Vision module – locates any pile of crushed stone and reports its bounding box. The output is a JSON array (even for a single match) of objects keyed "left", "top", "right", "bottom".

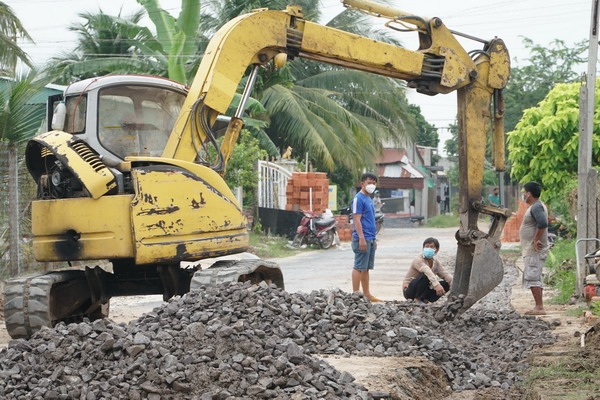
[{"left": 0, "top": 268, "right": 556, "bottom": 399}]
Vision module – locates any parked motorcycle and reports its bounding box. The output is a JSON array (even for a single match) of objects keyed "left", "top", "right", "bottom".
[
  {"left": 293, "top": 210, "right": 338, "bottom": 249},
  {"left": 339, "top": 205, "right": 384, "bottom": 235}
]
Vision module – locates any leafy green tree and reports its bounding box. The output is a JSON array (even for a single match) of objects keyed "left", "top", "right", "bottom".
[
  {"left": 507, "top": 80, "right": 599, "bottom": 207},
  {"left": 504, "top": 38, "right": 586, "bottom": 133},
  {"left": 0, "top": 2, "right": 33, "bottom": 74},
  {"left": 259, "top": 66, "right": 416, "bottom": 174},
  {"left": 46, "top": 9, "right": 165, "bottom": 83},
  {"left": 137, "top": 0, "right": 200, "bottom": 83},
  {"left": 408, "top": 104, "right": 438, "bottom": 148},
  {"left": 0, "top": 3, "right": 45, "bottom": 275},
  {"left": 223, "top": 130, "right": 267, "bottom": 208},
  {"left": 443, "top": 122, "right": 458, "bottom": 159}
]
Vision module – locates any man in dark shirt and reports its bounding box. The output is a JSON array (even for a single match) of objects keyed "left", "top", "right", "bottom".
[{"left": 519, "top": 181, "right": 549, "bottom": 315}]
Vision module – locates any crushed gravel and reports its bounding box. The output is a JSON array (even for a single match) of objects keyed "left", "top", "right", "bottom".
[{"left": 0, "top": 259, "right": 557, "bottom": 399}]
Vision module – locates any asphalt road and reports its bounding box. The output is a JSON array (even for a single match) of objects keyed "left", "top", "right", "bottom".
[{"left": 268, "top": 227, "right": 460, "bottom": 302}]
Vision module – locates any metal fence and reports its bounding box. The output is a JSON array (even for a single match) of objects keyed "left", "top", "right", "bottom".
[
  {"left": 0, "top": 142, "right": 44, "bottom": 279},
  {"left": 257, "top": 160, "right": 293, "bottom": 209}
]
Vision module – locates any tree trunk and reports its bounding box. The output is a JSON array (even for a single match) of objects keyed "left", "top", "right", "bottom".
[{"left": 8, "top": 143, "right": 20, "bottom": 276}]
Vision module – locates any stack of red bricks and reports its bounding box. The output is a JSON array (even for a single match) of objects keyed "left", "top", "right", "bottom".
[
  {"left": 285, "top": 172, "right": 329, "bottom": 214},
  {"left": 335, "top": 215, "right": 354, "bottom": 242}
]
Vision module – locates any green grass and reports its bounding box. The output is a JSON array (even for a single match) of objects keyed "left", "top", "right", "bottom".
[
  {"left": 248, "top": 232, "right": 304, "bottom": 258},
  {"left": 564, "top": 306, "right": 589, "bottom": 317},
  {"left": 425, "top": 213, "right": 459, "bottom": 228},
  {"left": 526, "top": 354, "right": 600, "bottom": 397},
  {"left": 545, "top": 238, "right": 576, "bottom": 270},
  {"left": 591, "top": 300, "right": 600, "bottom": 315}
]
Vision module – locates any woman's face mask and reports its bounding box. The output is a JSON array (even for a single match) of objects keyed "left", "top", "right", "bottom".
[{"left": 423, "top": 247, "right": 436, "bottom": 259}]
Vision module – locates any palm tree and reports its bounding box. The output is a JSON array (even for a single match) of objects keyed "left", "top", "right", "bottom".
[
  {"left": 45, "top": 9, "right": 166, "bottom": 84},
  {"left": 0, "top": 2, "right": 33, "bottom": 74},
  {"left": 46, "top": 1, "right": 201, "bottom": 84},
  {"left": 206, "top": 0, "right": 417, "bottom": 175},
  {"left": 256, "top": 68, "right": 414, "bottom": 173}
]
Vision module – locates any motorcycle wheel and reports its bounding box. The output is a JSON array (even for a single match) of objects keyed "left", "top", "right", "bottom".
[
  {"left": 376, "top": 221, "right": 383, "bottom": 235},
  {"left": 292, "top": 233, "right": 305, "bottom": 248},
  {"left": 319, "top": 230, "right": 335, "bottom": 249}
]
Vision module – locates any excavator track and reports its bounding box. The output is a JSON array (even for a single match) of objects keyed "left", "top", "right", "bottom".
[
  {"left": 4, "top": 270, "right": 108, "bottom": 339},
  {"left": 191, "top": 259, "right": 284, "bottom": 290}
]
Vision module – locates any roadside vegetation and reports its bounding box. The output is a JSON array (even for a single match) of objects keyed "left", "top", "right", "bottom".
[
  {"left": 248, "top": 231, "right": 300, "bottom": 259},
  {"left": 525, "top": 354, "right": 600, "bottom": 399},
  {"left": 425, "top": 213, "right": 459, "bottom": 228},
  {"left": 546, "top": 237, "right": 600, "bottom": 318},
  {"left": 545, "top": 238, "right": 577, "bottom": 303}
]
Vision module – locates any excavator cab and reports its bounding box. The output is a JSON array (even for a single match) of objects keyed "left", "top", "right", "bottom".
[{"left": 47, "top": 76, "right": 189, "bottom": 164}]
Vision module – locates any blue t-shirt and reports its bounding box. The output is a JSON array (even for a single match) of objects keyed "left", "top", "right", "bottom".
[{"left": 351, "top": 192, "right": 377, "bottom": 240}]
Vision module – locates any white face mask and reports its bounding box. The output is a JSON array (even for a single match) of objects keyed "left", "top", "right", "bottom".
[
  {"left": 521, "top": 193, "right": 529, "bottom": 202},
  {"left": 365, "top": 184, "right": 377, "bottom": 194}
]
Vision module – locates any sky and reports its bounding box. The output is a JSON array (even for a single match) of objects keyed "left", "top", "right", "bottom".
[{"left": 5, "top": 0, "right": 595, "bottom": 154}]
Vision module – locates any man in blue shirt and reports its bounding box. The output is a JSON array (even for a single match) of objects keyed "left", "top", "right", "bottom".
[{"left": 351, "top": 172, "right": 382, "bottom": 302}]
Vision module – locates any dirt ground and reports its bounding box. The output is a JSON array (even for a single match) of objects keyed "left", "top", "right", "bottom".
[{"left": 1, "top": 256, "right": 599, "bottom": 399}]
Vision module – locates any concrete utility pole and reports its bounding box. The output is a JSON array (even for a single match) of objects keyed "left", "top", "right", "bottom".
[{"left": 576, "top": 0, "right": 599, "bottom": 297}]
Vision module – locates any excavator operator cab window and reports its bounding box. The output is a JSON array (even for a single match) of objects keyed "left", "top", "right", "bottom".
[
  {"left": 97, "top": 85, "right": 186, "bottom": 159},
  {"left": 59, "top": 96, "right": 87, "bottom": 134}
]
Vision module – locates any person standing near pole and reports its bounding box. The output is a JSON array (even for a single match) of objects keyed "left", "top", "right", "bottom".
[
  {"left": 519, "top": 181, "right": 549, "bottom": 315},
  {"left": 351, "top": 172, "right": 382, "bottom": 302}
]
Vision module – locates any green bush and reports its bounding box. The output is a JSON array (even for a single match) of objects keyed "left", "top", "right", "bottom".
[{"left": 544, "top": 238, "right": 577, "bottom": 304}]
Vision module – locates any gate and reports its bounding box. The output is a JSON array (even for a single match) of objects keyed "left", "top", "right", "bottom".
[{"left": 257, "top": 160, "right": 293, "bottom": 209}]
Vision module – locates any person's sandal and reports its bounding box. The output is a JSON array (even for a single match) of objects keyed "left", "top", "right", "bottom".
[
  {"left": 524, "top": 309, "right": 547, "bottom": 315},
  {"left": 368, "top": 296, "right": 383, "bottom": 302}
]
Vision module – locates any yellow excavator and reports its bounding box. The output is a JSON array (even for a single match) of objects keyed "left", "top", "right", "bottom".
[{"left": 4, "top": 0, "right": 511, "bottom": 338}]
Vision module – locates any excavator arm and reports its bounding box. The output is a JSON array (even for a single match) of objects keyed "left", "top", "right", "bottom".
[{"left": 164, "top": 0, "right": 510, "bottom": 313}]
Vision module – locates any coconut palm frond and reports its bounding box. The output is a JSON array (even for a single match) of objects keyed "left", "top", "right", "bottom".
[{"left": 0, "top": 71, "right": 52, "bottom": 144}]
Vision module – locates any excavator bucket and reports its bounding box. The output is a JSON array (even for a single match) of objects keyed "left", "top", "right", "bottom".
[
  {"left": 464, "top": 239, "right": 504, "bottom": 307},
  {"left": 454, "top": 239, "right": 504, "bottom": 312}
]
